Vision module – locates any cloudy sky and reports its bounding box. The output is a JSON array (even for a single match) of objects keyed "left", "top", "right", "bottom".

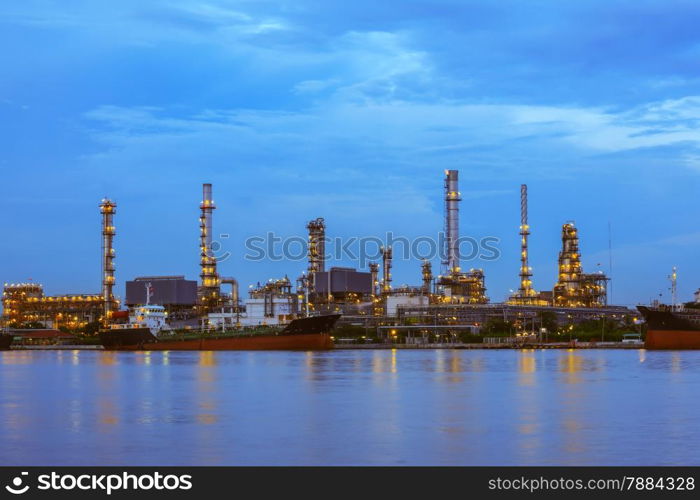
[{"left": 1, "top": 0, "right": 699, "bottom": 306}]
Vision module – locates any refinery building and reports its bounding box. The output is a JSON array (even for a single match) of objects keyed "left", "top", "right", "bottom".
[{"left": 2, "top": 171, "right": 643, "bottom": 338}]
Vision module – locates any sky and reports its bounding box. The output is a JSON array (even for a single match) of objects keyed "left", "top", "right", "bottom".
[{"left": 1, "top": 0, "right": 699, "bottom": 307}]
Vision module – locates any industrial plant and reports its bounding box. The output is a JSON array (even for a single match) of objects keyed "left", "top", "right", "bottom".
[{"left": 2, "top": 169, "right": 638, "bottom": 341}]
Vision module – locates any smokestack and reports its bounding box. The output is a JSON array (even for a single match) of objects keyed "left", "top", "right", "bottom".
[
  {"left": 444, "top": 170, "right": 461, "bottom": 273},
  {"left": 381, "top": 246, "right": 392, "bottom": 294},
  {"left": 306, "top": 217, "right": 326, "bottom": 294},
  {"left": 199, "top": 183, "right": 220, "bottom": 310},
  {"left": 99, "top": 199, "right": 117, "bottom": 326}
]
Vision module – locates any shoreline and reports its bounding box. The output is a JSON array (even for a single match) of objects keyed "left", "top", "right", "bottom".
[{"left": 4, "top": 342, "right": 644, "bottom": 351}]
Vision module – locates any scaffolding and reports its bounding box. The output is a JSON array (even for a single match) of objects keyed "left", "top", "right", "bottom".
[
  {"left": 553, "top": 222, "right": 608, "bottom": 307},
  {"left": 2, "top": 283, "right": 103, "bottom": 329}
]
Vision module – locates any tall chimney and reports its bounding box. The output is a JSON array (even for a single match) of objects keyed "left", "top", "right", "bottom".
[
  {"left": 444, "top": 170, "right": 461, "bottom": 274},
  {"left": 99, "top": 199, "right": 117, "bottom": 326}
]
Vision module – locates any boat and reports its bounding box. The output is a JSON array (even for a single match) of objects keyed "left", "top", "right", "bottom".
[
  {"left": 99, "top": 312, "right": 340, "bottom": 351},
  {"left": 0, "top": 334, "right": 12, "bottom": 350},
  {"left": 637, "top": 306, "right": 700, "bottom": 349}
]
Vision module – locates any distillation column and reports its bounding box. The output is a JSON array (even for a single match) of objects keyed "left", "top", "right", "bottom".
[
  {"left": 369, "top": 262, "right": 379, "bottom": 297},
  {"left": 517, "top": 184, "right": 537, "bottom": 301},
  {"left": 100, "top": 199, "right": 117, "bottom": 326},
  {"left": 199, "top": 183, "right": 220, "bottom": 311},
  {"left": 444, "top": 170, "right": 461, "bottom": 274},
  {"left": 421, "top": 260, "right": 433, "bottom": 294},
  {"left": 381, "top": 246, "right": 392, "bottom": 295},
  {"left": 306, "top": 217, "right": 326, "bottom": 296},
  {"left": 554, "top": 222, "right": 583, "bottom": 306}
]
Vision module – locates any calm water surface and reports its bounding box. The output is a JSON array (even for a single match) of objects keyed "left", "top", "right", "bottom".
[{"left": 1, "top": 349, "right": 698, "bottom": 465}]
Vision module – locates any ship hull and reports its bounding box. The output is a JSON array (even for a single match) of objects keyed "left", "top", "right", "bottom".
[
  {"left": 638, "top": 306, "right": 700, "bottom": 350},
  {"left": 99, "top": 314, "right": 339, "bottom": 351},
  {"left": 0, "top": 335, "right": 12, "bottom": 350},
  {"left": 645, "top": 330, "right": 700, "bottom": 350}
]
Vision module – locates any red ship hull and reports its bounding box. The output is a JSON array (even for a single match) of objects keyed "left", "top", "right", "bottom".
[
  {"left": 106, "top": 332, "right": 333, "bottom": 351},
  {"left": 99, "top": 314, "right": 339, "bottom": 351},
  {"left": 638, "top": 306, "right": 700, "bottom": 350},
  {"left": 645, "top": 330, "right": 700, "bottom": 350}
]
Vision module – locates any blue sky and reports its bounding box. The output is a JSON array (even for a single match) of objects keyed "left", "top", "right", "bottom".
[{"left": 1, "top": 0, "right": 699, "bottom": 306}]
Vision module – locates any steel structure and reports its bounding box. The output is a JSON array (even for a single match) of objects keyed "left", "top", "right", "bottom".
[
  {"left": 199, "top": 183, "right": 221, "bottom": 312},
  {"left": 443, "top": 170, "right": 461, "bottom": 273},
  {"left": 306, "top": 218, "right": 326, "bottom": 295},
  {"left": 381, "top": 246, "right": 393, "bottom": 294},
  {"left": 421, "top": 260, "right": 433, "bottom": 294},
  {"left": 100, "top": 199, "right": 117, "bottom": 325},
  {"left": 369, "top": 262, "right": 379, "bottom": 297},
  {"left": 508, "top": 184, "right": 547, "bottom": 305},
  {"left": 2, "top": 283, "right": 103, "bottom": 329},
  {"left": 553, "top": 222, "right": 608, "bottom": 307}
]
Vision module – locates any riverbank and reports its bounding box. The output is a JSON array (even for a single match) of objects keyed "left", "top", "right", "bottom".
[{"left": 5, "top": 342, "right": 644, "bottom": 350}]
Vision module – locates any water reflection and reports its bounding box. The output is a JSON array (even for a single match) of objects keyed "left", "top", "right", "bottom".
[{"left": 1, "top": 349, "right": 699, "bottom": 465}]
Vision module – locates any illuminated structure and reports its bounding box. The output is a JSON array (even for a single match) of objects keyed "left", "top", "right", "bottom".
[
  {"left": 669, "top": 266, "right": 678, "bottom": 310},
  {"left": 381, "top": 246, "right": 393, "bottom": 294},
  {"left": 240, "top": 277, "right": 299, "bottom": 326},
  {"left": 2, "top": 283, "right": 102, "bottom": 329},
  {"left": 198, "top": 183, "right": 221, "bottom": 312},
  {"left": 553, "top": 222, "right": 608, "bottom": 307},
  {"left": 436, "top": 170, "right": 488, "bottom": 303},
  {"left": 421, "top": 260, "right": 433, "bottom": 294},
  {"left": 306, "top": 217, "right": 326, "bottom": 296},
  {"left": 509, "top": 185, "right": 547, "bottom": 305},
  {"left": 100, "top": 198, "right": 117, "bottom": 325},
  {"left": 369, "top": 262, "right": 379, "bottom": 297}
]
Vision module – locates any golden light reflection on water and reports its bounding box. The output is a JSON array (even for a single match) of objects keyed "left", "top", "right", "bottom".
[
  {"left": 518, "top": 350, "right": 536, "bottom": 388},
  {"left": 195, "top": 351, "right": 218, "bottom": 424},
  {"left": 560, "top": 349, "right": 582, "bottom": 384}
]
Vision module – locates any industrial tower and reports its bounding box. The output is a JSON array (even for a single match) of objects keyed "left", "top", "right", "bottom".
[
  {"left": 381, "top": 246, "right": 393, "bottom": 294},
  {"left": 306, "top": 217, "right": 326, "bottom": 296},
  {"left": 508, "top": 184, "right": 545, "bottom": 305},
  {"left": 553, "top": 222, "right": 608, "bottom": 307},
  {"left": 437, "top": 169, "right": 488, "bottom": 304},
  {"left": 100, "top": 199, "right": 117, "bottom": 325},
  {"left": 421, "top": 260, "right": 433, "bottom": 294},
  {"left": 199, "top": 183, "right": 221, "bottom": 312}
]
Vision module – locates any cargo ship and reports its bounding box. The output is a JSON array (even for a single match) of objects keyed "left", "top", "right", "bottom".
[
  {"left": 637, "top": 306, "right": 700, "bottom": 349},
  {"left": 99, "top": 305, "right": 340, "bottom": 351}
]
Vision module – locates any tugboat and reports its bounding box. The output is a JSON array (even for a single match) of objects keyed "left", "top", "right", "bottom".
[{"left": 637, "top": 305, "right": 700, "bottom": 349}]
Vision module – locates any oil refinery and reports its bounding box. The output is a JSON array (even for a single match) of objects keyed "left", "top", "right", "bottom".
[{"left": 1, "top": 170, "right": 643, "bottom": 341}]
